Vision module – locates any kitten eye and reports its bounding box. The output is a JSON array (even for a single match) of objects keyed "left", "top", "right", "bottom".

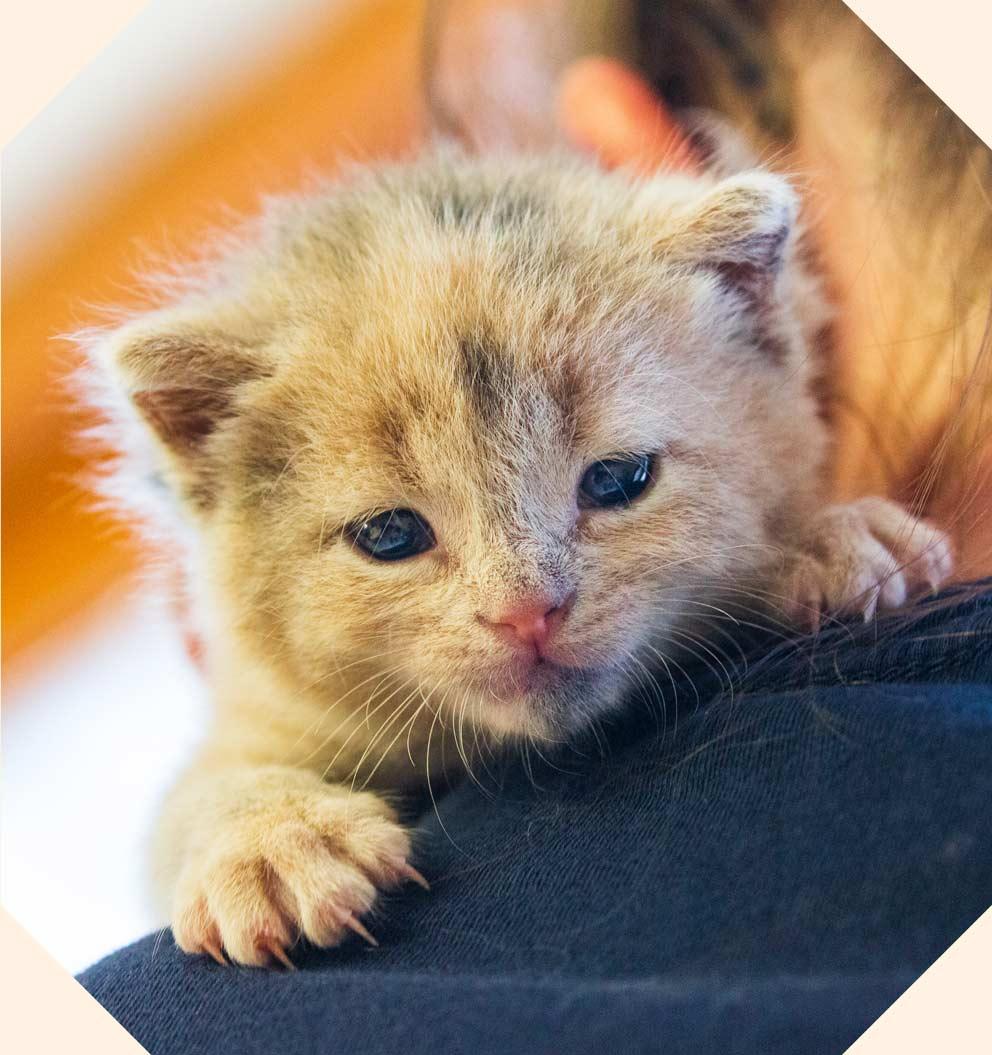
[
  {"left": 348, "top": 509, "right": 435, "bottom": 561},
  {"left": 578, "top": 453, "right": 655, "bottom": 509}
]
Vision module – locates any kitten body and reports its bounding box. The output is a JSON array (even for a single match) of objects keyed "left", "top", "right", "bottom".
[{"left": 91, "top": 147, "right": 950, "bottom": 965}]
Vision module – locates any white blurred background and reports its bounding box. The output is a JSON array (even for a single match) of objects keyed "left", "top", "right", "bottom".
[{"left": 4, "top": 596, "right": 207, "bottom": 972}]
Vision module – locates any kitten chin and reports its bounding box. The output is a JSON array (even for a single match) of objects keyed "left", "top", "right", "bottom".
[{"left": 458, "top": 661, "right": 628, "bottom": 742}]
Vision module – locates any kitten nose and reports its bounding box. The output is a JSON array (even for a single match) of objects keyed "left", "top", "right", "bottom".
[{"left": 479, "top": 592, "right": 576, "bottom": 654}]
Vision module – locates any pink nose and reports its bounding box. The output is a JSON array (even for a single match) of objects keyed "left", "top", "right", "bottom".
[{"left": 479, "top": 592, "right": 576, "bottom": 654}]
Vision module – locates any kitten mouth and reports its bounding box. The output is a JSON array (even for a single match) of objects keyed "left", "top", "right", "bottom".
[
  {"left": 464, "top": 658, "right": 623, "bottom": 739},
  {"left": 476, "top": 655, "right": 594, "bottom": 702}
]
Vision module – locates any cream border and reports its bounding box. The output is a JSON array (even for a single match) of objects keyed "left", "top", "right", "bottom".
[
  {"left": 1, "top": 910, "right": 149, "bottom": 1053},
  {"left": 0, "top": 0, "right": 145, "bottom": 143},
  {"left": 846, "top": 0, "right": 991, "bottom": 144},
  {"left": 847, "top": 908, "right": 992, "bottom": 1054}
]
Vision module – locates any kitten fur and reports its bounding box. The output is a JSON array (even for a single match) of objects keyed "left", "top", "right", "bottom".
[{"left": 89, "top": 147, "right": 951, "bottom": 967}]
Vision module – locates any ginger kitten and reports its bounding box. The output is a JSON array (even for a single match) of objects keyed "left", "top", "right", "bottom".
[{"left": 89, "top": 147, "right": 950, "bottom": 967}]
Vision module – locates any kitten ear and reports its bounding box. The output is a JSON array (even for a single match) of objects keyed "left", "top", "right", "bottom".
[
  {"left": 99, "top": 310, "right": 272, "bottom": 500},
  {"left": 108, "top": 318, "right": 269, "bottom": 457},
  {"left": 659, "top": 171, "right": 798, "bottom": 299}
]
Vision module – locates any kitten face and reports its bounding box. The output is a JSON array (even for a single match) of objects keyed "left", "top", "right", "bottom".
[{"left": 102, "top": 152, "right": 827, "bottom": 741}]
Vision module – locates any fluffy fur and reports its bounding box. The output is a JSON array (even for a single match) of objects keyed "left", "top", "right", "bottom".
[{"left": 88, "top": 146, "right": 951, "bottom": 966}]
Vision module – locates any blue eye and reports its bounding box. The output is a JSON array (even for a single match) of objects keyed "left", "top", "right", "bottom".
[
  {"left": 578, "top": 453, "right": 655, "bottom": 509},
  {"left": 348, "top": 509, "right": 435, "bottom": 561}
]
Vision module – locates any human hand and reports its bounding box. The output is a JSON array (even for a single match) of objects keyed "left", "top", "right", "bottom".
[{"left": 556, "top": 56, "right": 700, "bottom": 176}]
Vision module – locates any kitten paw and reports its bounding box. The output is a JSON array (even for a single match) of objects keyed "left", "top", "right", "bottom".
[
  {"left": 171, "top": 787, "right": 425, "bottom": 968},
  {"left": 781, "top": 498, "right": 953, "bottom": 630}
]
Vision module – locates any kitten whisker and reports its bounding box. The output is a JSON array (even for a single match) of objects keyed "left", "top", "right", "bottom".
[{"left": 346, "top": 683, "right": 424, "bottom": 790}]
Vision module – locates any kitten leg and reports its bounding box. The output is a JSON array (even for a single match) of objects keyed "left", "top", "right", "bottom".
[
  {"left": 158, "top": 761, "right": 421, "bottom": 968},
  {"left": 779, "top": 497, "right": 953, "bottom": 630}
]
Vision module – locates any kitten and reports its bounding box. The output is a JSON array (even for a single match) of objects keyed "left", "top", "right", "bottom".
[{"left": 90, "top": 146, "right": 951, "bottom": 967}]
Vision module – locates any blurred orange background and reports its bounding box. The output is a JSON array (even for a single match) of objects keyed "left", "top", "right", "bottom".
[{"left": 2, "top": 0, "right": 427, "bottom": 685}]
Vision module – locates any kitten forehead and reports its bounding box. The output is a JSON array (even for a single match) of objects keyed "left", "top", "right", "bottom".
[
  {"left": 277, "top": 268, "right": 696, "bottom": 522},
  {"left": 365, "top": 328, "right": 574, "bottom": 524},
  {"left": 230, "top": 149, "right": 798, "bottom": 524},
  {"left": 458, "top": 332, "right": 515, "bottom": 428}
]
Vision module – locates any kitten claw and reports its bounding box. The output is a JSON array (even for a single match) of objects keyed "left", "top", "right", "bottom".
[
  {"left": 387, "top": 855, "right": 431, "bottom": 890},
  {"left": 346, "top": 915, "right": 379, "bottom": 947},
  {"left": 334, "top": 909, "right": 379, "bottom": 947},
  {"left": 398, "top": 860, "right": 431, "bottom": 891},
  {"left": 925, "top": 566, "right": 942, "bottom": 596},
  {"left": 262, "top": 940, "right": 296, "bottom": 971},
  {"left": 202, "top": 940, "right": 227, "bottom": 966}
]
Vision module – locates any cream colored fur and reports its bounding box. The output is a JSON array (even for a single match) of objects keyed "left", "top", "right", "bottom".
[{"left": 89, "top": 147, "right": 950, "bottom": 966}]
